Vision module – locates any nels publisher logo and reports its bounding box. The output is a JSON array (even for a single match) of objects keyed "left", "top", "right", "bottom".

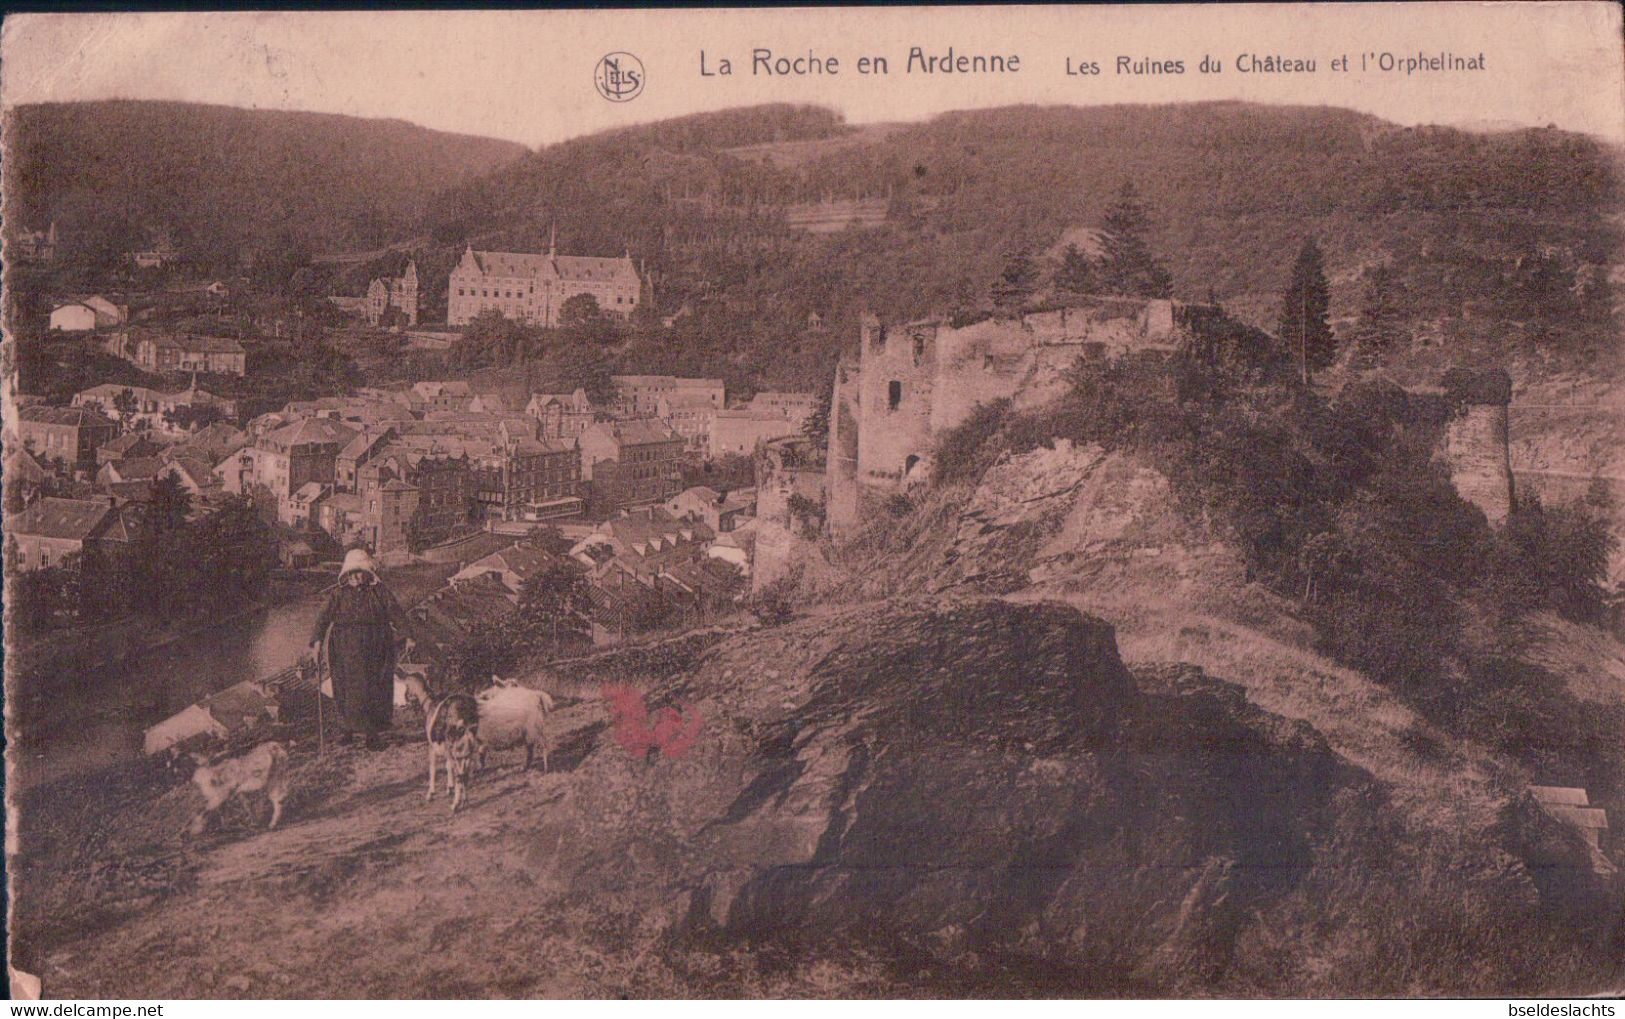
[{"left": 595, "top": 52, "right": 645, "bottom": 102}]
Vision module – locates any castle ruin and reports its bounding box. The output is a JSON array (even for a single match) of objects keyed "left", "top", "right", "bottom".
[{"left": 826, "top": 297, "right": 1195, "bottom": 534}]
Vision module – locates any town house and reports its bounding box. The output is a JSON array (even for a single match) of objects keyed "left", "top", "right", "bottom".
[
  {"left": 578, "top": 419, "right": 685, "bottom": 514},
  {"left": 18, "top": 405, "right": 119, "bottom": 472},
  {"left": 127, "top": 331, "right": 247, "bottom": 376}
]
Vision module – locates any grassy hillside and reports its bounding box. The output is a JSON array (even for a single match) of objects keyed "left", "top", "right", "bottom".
[
  {"left": 14, "top": 598, "right": 1618, "bottom": 996},
  {"left": 4, "top": 100, "right": 527, "bottom": 270},
  {"left": 415, "top": 102, "right": 1622, "bottom": 388}
]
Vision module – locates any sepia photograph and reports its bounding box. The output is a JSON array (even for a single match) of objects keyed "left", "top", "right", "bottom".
[{"left": 3, "top": 3, "right": 1624, "bottom": 1000}]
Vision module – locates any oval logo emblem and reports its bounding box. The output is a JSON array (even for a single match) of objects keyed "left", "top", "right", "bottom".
[{"left": 595, "top": 52, "right": 645, "bottom": 103}]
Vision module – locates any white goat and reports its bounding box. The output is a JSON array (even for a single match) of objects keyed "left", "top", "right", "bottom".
[
  {"left": 475, "top": 675, "right": 555, "bottom": 773},
  {"left": 180, "top": 741, "right": 290, "bottom": 835}
]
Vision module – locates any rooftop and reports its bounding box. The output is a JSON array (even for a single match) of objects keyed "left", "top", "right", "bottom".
[
  {"left": 7, "top": 496, "right": 111, "bottom": 541},
  {"left": 142, "top": 332, "right": 246, "bottom": 355},
  {"left": 20, "top": 405, "right": 115, "bottom": 428},
  {"left": 263, "top": 417, "right": 358, "bottom": 451},
  {"left": 585, "top": 418, "right": 681, "bottom": 447}
]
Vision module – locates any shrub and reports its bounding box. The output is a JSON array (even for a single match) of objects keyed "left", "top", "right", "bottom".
[
  {"left": 1481, "top": 494, "right": 1616, "bottom": 624},
  {"left": 1440, "top": 367, "right": 1512, "bottom": 409},
  {"left": 883, "top": 493, "right": 915, "bottom": 517},
  {"left": 931, "top": 398, "right": 1011, "bottom": 485}
]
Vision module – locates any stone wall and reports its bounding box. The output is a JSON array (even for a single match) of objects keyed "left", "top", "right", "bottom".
[
  {"left": 826, "top": 360, "right": 863, "bottom": 535},
  {"left": 753, "top": 439, "right": 828, "bottom": 592},
  {"left": 826, "top": 298, "right": 1192, "bottom": 537}
]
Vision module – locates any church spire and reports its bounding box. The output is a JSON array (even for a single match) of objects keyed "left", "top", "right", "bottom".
[{"left": 549, "top": 221, "right": 557, "bottom": 257}]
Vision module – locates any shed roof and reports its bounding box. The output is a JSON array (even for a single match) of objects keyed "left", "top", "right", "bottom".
[
  {"left": 1531, "top": 786, "right": 1591, "bottom": 807},
  {"left": 1545, "top": 805, "right": 1609, "bottom": 831}
]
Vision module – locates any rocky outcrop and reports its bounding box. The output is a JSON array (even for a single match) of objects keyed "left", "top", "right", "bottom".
[
  {"left": 1442, "top": 402, "right": 1515, "bottom": 525},
  {"left": 855, "top": 439, "right": 1240, "bottom": 600},
  {"left": 639, "top": 600, "right": 1385, "bottom": 991}
]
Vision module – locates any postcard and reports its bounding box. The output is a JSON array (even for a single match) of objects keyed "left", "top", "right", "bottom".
[{"left": 3, "top": 3, "right": 1623, "bottom": 1000}]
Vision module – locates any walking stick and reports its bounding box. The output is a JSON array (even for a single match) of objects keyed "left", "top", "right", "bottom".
[{"left": 315, "top": 635, "right": 327, "bottom": 756}]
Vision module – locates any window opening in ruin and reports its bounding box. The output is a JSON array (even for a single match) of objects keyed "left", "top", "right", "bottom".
[
  {"left": 904, "top": 454, "right": 920, "bottom": 477},
  {"left": 913, "top": 334, "right": 926, "bottom": 366},
  {"left": 888, "top": 380, "right": 902, "bottom": 410}
]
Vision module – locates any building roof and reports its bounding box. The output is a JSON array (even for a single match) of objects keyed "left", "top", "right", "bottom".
[
  {"left": 144, "top": 332, "right": 246, "bottom": 355},
  {"left": 163, "top": 456, "right": 218, "bottom": 489},
  {"left": 1531, "top": 786, "right": 1591, "bottom": 807},
  {"left": 1545, "top": 806, "right": 1609, "bottom": 831},
  {"left": 412, "top": 380, "right": 473, "bottom": 400},
  {"left": 172, "top": 421, "right": 248, "bottom": 461},
  {"left": 658, "top": 391, "right": 721, "bottom": 411},
  {"left": 100, "top": 432, "right": 160, "bottom": 456},
  {"left": 201, "top": 680, "right": 277, "bottom": 734},
  {"left": 553, "top": 254, "right": 639, "bottom": 283},
  {"left": 382, "top": 478, "right": 418, "bottom": 493},
  {"left": 8, "top": 448, "right": 50, "bottom": 484},
  {"left": 612, "top": 375, "right": 725, "bottom": 389},
  {"left": 459, "top": 247, "right": 638, "bottom": 284},
  {"left": 410, "top": 573, "right": 520, "bottom": 652},
  {"left": 19, "top": 405, "right": 115, "bottom": 429},
  {"left": 585, "top": 418, "right": 681, "bottom": 448},
  {"left": 97, "top": 506, "right": 140, "bottom": 544},
  {"left": 293, "top": 481, "right": 327, "bottom": 503},
  {"left": 710, "top": 524, "right": 757, "bottom": 551},
  {"left": 585, "top": 581, "right": 665, "bottom": 633},
  {"left": 463, "top": 249, "right": 552, "bottom": 278},
  {"left": 340, "top": 427, "right": 396, "bottom": 461},
  {"left": 458, "top": 543, "right": 559, "bottom": 588},
  {"left": 263, "top": 416, "right": 358, "bottom": 451},
  {"left": 324, "top": 493, "right": 365, "bottom": 514},
  {"left": 7, "top": 497, "right": 111, "bottom": 541},
  {"left": 586, "top": 506, "right": 715, "bottom": 557},
  {"left": 109, "top": 456, "right": 163, "bottom": 481},
  {"left": 106, "top": 479, "right": 157, "bottom": 504},
  {"left": 529, "top": 389, "right": 593, "bottom": 411}
]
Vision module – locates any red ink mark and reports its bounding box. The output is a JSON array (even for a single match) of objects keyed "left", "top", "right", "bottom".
[{"left": 603, "top": 685, "right": 703, "bottom": 761}]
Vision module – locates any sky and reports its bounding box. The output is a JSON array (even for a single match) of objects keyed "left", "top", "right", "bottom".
[{"left": 3, "top": 4, "right": 1622, "bottom": 148}]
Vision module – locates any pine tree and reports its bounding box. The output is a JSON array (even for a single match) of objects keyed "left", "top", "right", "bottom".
[
  {"left": 1054, "top": 243, "right": 1097, "bottom": 298},
  {"left": 990, "top": 251, "right": 1039, "bottom": 311},
  {"left": 801, "top": 392, "right": 830, "bottom": 449},
  {"left": 144, "top": 473, "right": 193, "bottom": 535},
  {"left": 1098, "top": 183, "right": 1173, "bottom": 299},
  {"left": 1278, "top": 237, "right": 1334, "bottom": 385},
  {"left": 1350, "top": 263, "right": 1407, "bottom": 359}
]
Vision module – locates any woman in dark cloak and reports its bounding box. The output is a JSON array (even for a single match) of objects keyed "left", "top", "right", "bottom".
[{"left": 310, "top": 548, "right": 410, "bottom": 750}]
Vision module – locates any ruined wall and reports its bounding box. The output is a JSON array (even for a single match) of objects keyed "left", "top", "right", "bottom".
[
  {"left": 826, "top": 360, "right": 863, "bottom": 536},
  {"left": 829, "top": 298, "right": 1194, "bottom": 538},
  {"left": 1441, "top": 400, "right": 1515, "bottom": 526},
  {"left": 855, "top": 316, "right": 938, "bottom": 489},
  {"left": 754, "top": 440, "right": 832, "bottom": 592}
]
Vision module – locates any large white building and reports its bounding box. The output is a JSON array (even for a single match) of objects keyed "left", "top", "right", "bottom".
[{"left": 447, "top": 233, "right": 641, "bottom": 327}]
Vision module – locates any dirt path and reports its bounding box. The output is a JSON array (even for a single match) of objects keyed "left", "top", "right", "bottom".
[{"left": 28, "top": 700, "right": 623, "bottom": 999}]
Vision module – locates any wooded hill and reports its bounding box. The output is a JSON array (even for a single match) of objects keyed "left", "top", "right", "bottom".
[
  {"left": 4, "top": 100, "right": 526, "bottom": 270},
  {"left": 414, "top": 101, "right": 1622, "bottom": 388}
]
